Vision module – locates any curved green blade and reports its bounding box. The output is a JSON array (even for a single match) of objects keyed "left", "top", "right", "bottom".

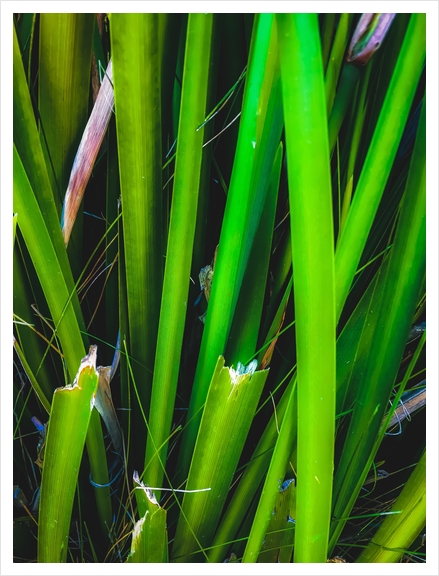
[{"left": 38, "top": 346, "right": 99, "bottom": 563}]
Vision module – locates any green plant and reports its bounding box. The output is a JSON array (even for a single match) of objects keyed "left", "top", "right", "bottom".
[{"left": 13, "top": 12, "right": 426, "bottom": 564}]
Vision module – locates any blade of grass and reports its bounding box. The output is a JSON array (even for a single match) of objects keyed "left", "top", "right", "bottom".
[
  {"left": 191, "top": 19, "right": 218, "bottom": 279},
  {"left": 13, "top": 13, "right": 36, "bottom": 82},
  {"left": 13, "top": 27, "right": 81, "bottom": 310},
  {"left": 336, "top": 63, "right": 372, "bottom": 238},
  {"left": 144, "top": 13, "right": 213, "bottom": 491},
  {"left": 327, "top": 62, "right": 361, "bottom": 155},
  {"left": 13, "top": 242, "right": 56, "bottom": 398},
  {"left": 38, "top": 13, "right": 94, "bottom": 210},
  {"left": 38, "top": 346, "right": 99, "bottom": 562},
  {"left": 330, "top": 94, "right": 426, "bottom": 550},
  {"left": 271, "top": 13, "right": 335, "bottom": 563},
  {"left": 321, "top": 14, "right": 335, "bottom": 72},
  {"left": 177, "top": 13, "right": 276, "bottom": 484},
  {"left": 14, "top": 147, "right": 86, "bottom": 381},
  {"left": 257, "top": 478, "right": 296, "bottom": 563},
  {"left": 14, "top": 147, "right": 112, "bottom": 534},
  {"left": 226, "top": 142, "right": 282, "bottom": 366},
  {"left": 172, "top": 357, "right": 269, "bottom": 562},
  {"left": 127, "top": 475, "right": 168, "bottom": 563},
  {"left": 105, "top": 115, "right": 120, "bottom": 348},
  {"left": 242, "top": 374, "right": 298, "bottom": 562},
  {"left": 325, "top": 13, "right": 354, "bottom": 116},
  {"left": 110, "top": 14, "right": 164, "bottom": 455},
  {"left": 335, "top": 13, "right": 426, "bottom": 320}
]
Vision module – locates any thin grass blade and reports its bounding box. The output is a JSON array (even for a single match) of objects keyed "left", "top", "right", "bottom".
[
  {"left": 145, "top": 13, "right": 213, "bottom": 491},
  {"left": 177, "top": 14, "right": 276, "bottom": 483},
  {"left": 335, "top": 13, "right": 426, "bottom": 320},
  {"left": 330, "top": 95, "right": 426, "bottom": 550}
]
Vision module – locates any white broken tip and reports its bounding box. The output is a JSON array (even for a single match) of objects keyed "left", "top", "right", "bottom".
[
  {"left": 81, "top": 345, "right": 98, "bottom": 370},
  {"left": 229, "top": 359, "right": 258, "bottom": 385},
  {"left": 62, "top": 345, "right": 99, "bottom": 392},
  {"left": 133, "top": 471, "right": 159, "bottom": 506},
  {"left": 132, "top": 512, "right": 147, "bottom": 538}
]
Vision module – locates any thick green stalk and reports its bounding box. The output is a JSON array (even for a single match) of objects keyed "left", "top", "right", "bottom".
[
  {"left": 172, "top": 358, "right": 269, "bottom": 562},
  {"left": 110, "top": 14, "right": 164, "bottom": 451},
  {"left": 38, "top": 348, "right": 99, "bottom": 562},
  {"left": 279, "top": 13, "right": 335, "bottom": 564},
  {"left": 145, "top": 13, "right": 213, "bottom": 490},
  {"left": 244, "top": 14, "right": 336, "bottom": 563}
]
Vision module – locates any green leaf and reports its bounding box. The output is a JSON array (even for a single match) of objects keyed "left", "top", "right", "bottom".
[
  {"left": 38, "top": 346, "right": 99, "bottom": 563},
  {"left": 13, "top": 147, "right": 84, "bottom": 379},
  {"left": 38, "top": 14, "right": 94, "bottom": 207},
  {"left": 127, "top": 474, "right": 168, "bottom": 563},
  {"left": 13, "top": 145, "right": 111, "bottom": 536},
  {"left": 335, "top": 13, "right": 426, "bottom": 320},
  {"left": 257, "top": 479, "right": 296, "bottom": 563},
  {"left": 275, "top": 13, "right": 336, "bottom": 563},
  {"left": 208, "top": 282, "right": 294, "bottom": 564},
  {"left": 178, "top": 13, "right": 277, "bottom": 484},
  {"left": 242, "top": 377, "right": 297, "bottom": 562},
  {"left": 325, "top": 14, "right": 354, "bottom": 116},
  {"left": 14, "top": 13, "right": 36, "bottom": 82},
  {"left": 145, "top": 13, "right": 214, "bottom": 492},
  {"left": 330, "top": 94, "right": 426, "bottom": 550},
  {"left": 172, "top": 357, "right": 269, "bottom": 562},
  {"left": 13, "top": 26, "right": 79, "bottom": 300},
  {"left": 110, "top": 14, "right": 164, "bottom": 452},
  {"left": 226, "top": 141, "right": 282, "bottom": 365}
]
